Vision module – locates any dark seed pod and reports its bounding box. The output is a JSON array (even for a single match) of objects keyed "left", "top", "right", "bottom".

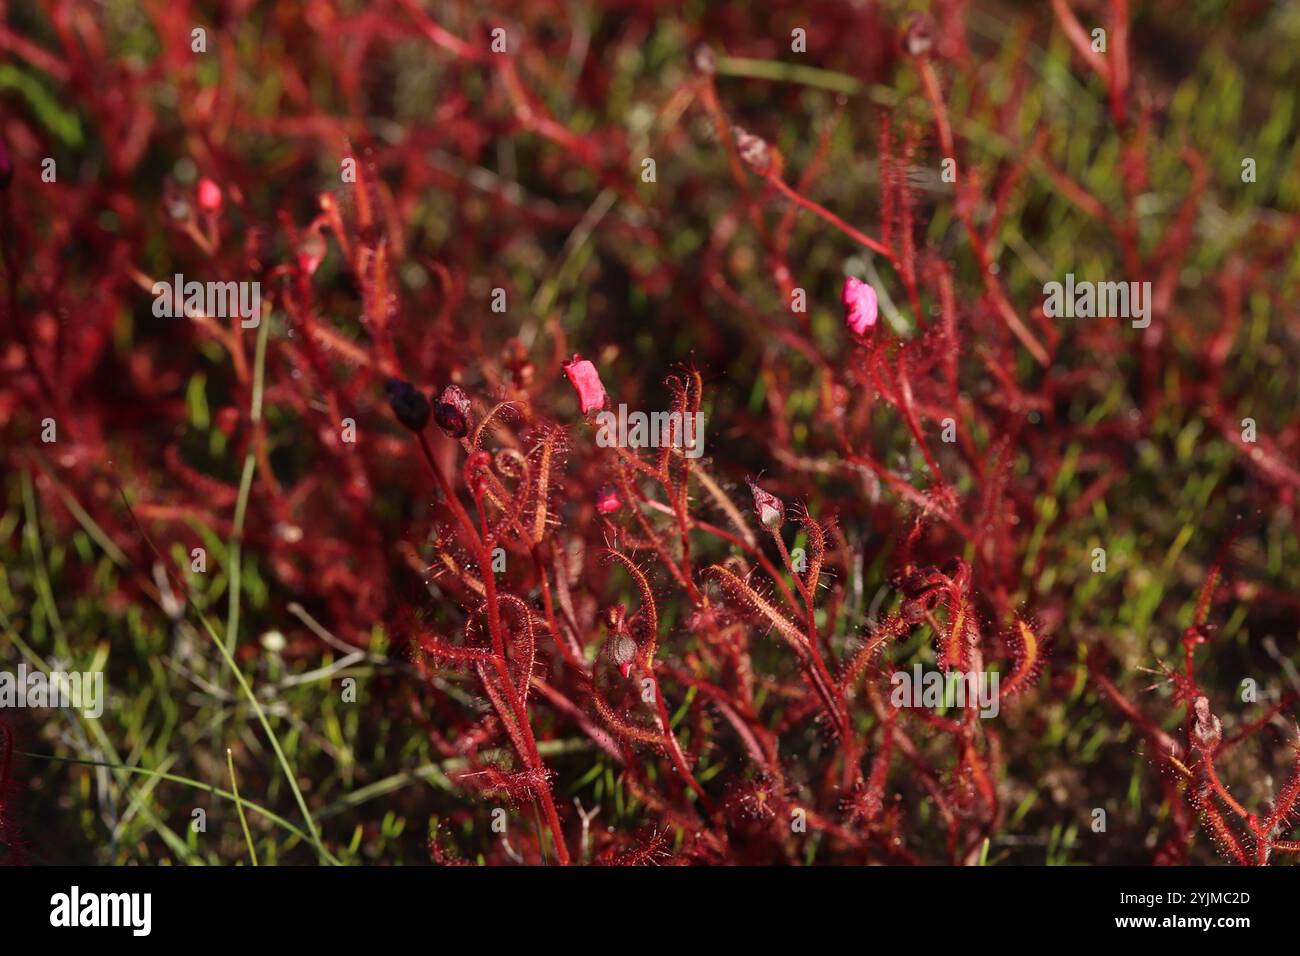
[
  {"left": 434, "top": 384, "right": 472, "bottom": 439},
  {"left": 384, "top": 378, "right": 430, "bottom": 432}
]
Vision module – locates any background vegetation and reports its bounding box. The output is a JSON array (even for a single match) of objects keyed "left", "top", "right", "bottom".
[{"left": 2, "top": 0, "right": 1300, "bottom": 865}]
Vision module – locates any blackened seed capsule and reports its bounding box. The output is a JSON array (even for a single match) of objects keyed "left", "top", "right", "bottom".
[{"left": 385, "top": 378, "right": 430, "bottom": 431}]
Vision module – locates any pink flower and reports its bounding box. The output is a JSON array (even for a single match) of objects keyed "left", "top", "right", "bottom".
[
  {"left": 596, "top": 486, "right": 622, "bottom": 514},
  {"left": 562, "top": 354, "right": 607, "bottom": 414},
  {"left": 841, "top": 276, "right": 878, "bottom": 335},
  {"left": 197, "top": 177, "right": 223, "bottom": 213}
]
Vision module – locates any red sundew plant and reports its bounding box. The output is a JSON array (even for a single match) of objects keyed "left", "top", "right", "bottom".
[
  {"left": 1089, "top": 556, "right": 1300, "bottom": 866},
  {"left": 2, "top": 0, "right": 1300, "bottom": 867}
]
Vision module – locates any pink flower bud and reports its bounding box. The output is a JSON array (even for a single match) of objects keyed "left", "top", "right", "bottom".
[
  {"left": 1191, "top": 696, "right": 1222, "bottom": 751},
  {"left": 841, "top": 276, "right": 878, "bottom": 335},
  {"left": 562, "top": 354, "right": 607, "bottom": 414},
  {"left": 596, "top": 486, "right": 622, "bottom": 514},
  {"left": 732, "top": 126, "right": 771, "bottom": 175},
  {"left": 297, "top": 230, "right": 327, "bottom": 276},
  {"left": 464, "top": 450, "right": 493, "bottom": 497},
  {"left": 903, "top": 14, "right": 934, "bottom": 57},
  {"left": 693, "top": 44, "right": 717, "bottom": 76},
  {"left": 197, "top": 177, "right": 223, "bottom": 213},
  {"left": 747, "top": 480, "right": 785, "bottom": 531},
  {"left": 433, "top": 384, "right": 472, "bottom": 439}
]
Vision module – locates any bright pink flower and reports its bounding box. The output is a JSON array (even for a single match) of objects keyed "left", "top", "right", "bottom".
[
  {"left": 841, "top": 275, "right": 878, "bottom": 335},
  {"left": 197, "top": 177, "right": 223, "bottom": 213},
  {"left": 562, "top": 354, "right": 607, "bottom": 414},
  {"left": 596, "top": 486, "right": 622, "bottom": 514}
]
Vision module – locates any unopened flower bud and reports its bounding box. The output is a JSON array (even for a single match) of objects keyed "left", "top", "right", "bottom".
[
  {"left": 502, "top": 338, "right": 535, "bottom": 387},
  {"left": 732, "top": 126, "right": 771, "bottom": 175},
  {"left": 163, "top": 177, "right": 191, "bottom": 220},
  {"left": 748, "top": 480, "right": 785, "bottom": 531},
  {"left": 297, "top": 230, "right": 327, "bottom": 276},
  {"left": 464, "top": 450, "right": 493, "bottom": 497},
  {"left": 904, "top": 14, "right": 934, "bottom": 57},
  {"left": 693, "top": 44, "right": 717, "bottom": 75},
  {"left": 1191, "top": 696, "right": 1222, "bottom": 751},
  {"left": 433, "top": 384, "right": 472, "bottom": 438},
  {"left": 197, "top": 176, "right": 223, "bottom": 213},
  {"left": 596, "top": 486, "right": 623, "bottom": 514},
  {"left": 215, "top": 406, "right": 240, "bottom": 436}
]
